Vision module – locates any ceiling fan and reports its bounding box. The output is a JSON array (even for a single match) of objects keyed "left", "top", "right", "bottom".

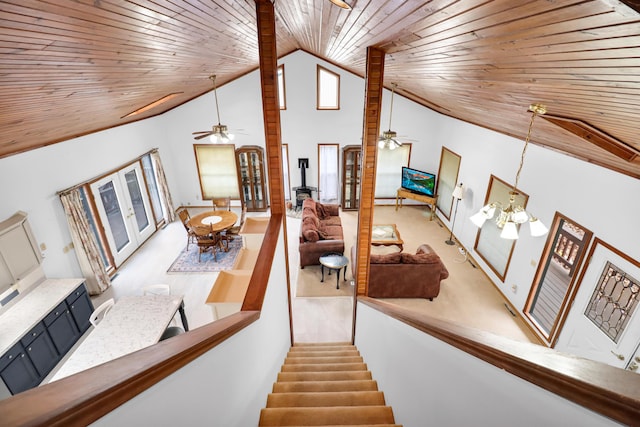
[
  {"left": 192, "top": 74, "right": 236, "bottom": 143},
  {"left": 379, "top": 83, "right": 404, "bottom": 150}
]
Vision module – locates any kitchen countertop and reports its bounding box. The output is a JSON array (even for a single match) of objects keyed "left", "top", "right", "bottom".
[
  {"left": 49, "top": 294, "right": 183, "bottom": 382},
  {"left": 0, "top": 278, "right": 85, "bottom": 355}
]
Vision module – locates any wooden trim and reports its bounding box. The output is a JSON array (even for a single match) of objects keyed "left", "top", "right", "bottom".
[
  {"left": 255, "top": 0, "right": 284, "bottom": 216},
  {"left": 254, "top": 0, "right": 292, "bottom": 345},
  {"left": 241, "top": 214, "right": 282, "bottom": 311},
  {"left": 541, "top": 114, "right": 639, "bottom": 162},
  {"left": 355, "top": 47, "right": 385, "bottom": 296},
  {"left": 0, "top": 310, "right": 260, "bottom": 427},
  {"left": 358, "top": 297, "right": 640, "bottom": 426}
]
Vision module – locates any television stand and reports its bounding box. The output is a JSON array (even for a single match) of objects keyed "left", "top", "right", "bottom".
[{"left": 395, "top": 188, "right": 438, "bottom": 220}]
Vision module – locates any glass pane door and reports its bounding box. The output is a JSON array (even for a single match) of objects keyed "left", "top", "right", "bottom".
[{"left": 90, "top": 163, "right": 155, "bottom": 266}]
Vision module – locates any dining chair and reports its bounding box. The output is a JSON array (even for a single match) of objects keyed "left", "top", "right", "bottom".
[
  {"left": 89, "top": 298, "right": 115, "bottom": 327},
  {"left": 211, "top": 197, "right": 231, "bottom": 211},
  {"left": 224, "top": 205, "right": 247, "bottom": 241},
  {"left": 177, "top": 208, "right": 197, "bottom": 249},
  {"left": 194, "top": 224, "right": 221, "bottom": 261}
]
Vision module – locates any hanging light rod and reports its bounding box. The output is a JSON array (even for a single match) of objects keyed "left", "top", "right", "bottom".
[
  {"left": 379, "top": 83, "right": 402, "bottom": 150},
  {"left": 470, "top": 103, "right": 549, "bottom": 239},
  {"left": 192, "top": 74, "right": 235, "bottom": 143}
]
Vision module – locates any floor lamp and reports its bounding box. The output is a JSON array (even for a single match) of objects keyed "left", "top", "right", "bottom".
[{"left": 445, "top": 183, "right": 464, "bottom": 245}]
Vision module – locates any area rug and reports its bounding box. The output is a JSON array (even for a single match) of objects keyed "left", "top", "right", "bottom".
[
  {"left": 295, "top": 265, "right": 355, "bottom": 297},
  {"left": 167, "top": 238, "right": 242, "bottom": 273}
]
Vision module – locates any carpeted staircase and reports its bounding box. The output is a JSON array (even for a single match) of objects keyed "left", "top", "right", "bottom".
[{"left": 259, "top": 342, "right": 401, "bottom": 426}]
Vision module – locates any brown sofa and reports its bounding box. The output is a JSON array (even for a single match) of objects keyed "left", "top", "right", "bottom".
[
  {"left": 299, "top": 198, "right": 344, "bottom": 268},
  {"left": 351, "top": 244, "right": 449, "bottom": 300}
]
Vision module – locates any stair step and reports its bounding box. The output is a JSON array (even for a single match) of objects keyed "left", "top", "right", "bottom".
[
  {"left": 287, "top": 350, "right": 361, "bottom": 358},
  {"left": 285, "top": 356, "right": 363, "bottom": 365},
  {"left": 259, "top": 406, "right": 395, "bottom": 426},
  {"left": 266, "top": 391, "right": 386, "bottom": 408},
  {"left": 281, "top": 363, "right": 367, "bottom": 372},
  {"left": 290, "top": 345, "right": 356, "bottom": 353},
  {"left": 292, "top": 342, "right": 352, "bottom": 347},
  {"left": 277, "top": 371, "right": 372, "bottom": 382},
  {"left": 272, "top": 380, "right": 379, "bottom": 393}
]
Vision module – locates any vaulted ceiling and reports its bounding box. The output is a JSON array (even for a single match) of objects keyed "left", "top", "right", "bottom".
[{"left": 1, "top": 0, "right": 639, "bottom": 178}]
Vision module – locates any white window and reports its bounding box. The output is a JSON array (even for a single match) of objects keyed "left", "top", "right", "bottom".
[
  {"left": 282, "top": 144, "right": 291, "bottom": 201},
  {"left": 278, "top": 65, "right": 286, "bottom": 110},
  {"left": 317, "top": 65, "right": 340, "bottom": 110},
  {"left": 318, "top": 144, "right": 339, "bottom": 203},
  {"left": 375, "top": 144, "right": 411, "bottom": 198}
]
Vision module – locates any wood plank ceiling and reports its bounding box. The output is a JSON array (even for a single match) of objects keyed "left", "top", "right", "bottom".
[{"left": 1, "top": 0, "right": 639, "bottom": 179}]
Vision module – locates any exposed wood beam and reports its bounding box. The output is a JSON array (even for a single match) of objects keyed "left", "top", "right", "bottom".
[{"left": 355, "top": 47, "right": 385, "bottom": 296}]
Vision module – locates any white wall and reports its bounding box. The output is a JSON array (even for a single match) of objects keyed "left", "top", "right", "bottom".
[
  {"left": 355, "top": 303, "right": 623, "bottom": 427},
  {"left": 0, "top": 117, "right": 165, "bottom": 279}
]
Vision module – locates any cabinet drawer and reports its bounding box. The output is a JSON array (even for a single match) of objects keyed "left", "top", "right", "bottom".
[
  {"left": 0, "top": 342, "right": 25, "bottom": 371},
  {"left": 20, "top": 322, "right": 46, "bottom": 347},
  {"left": 66, "top": 283, "right": 87, "bottom": 305},
  {"left": 43, "top": 301, "right": 68, "bottom": 327}
]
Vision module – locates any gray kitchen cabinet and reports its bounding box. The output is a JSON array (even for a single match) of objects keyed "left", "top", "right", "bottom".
[
  {"left": 21, "top": 322, "right": 58, "bottom": 378},
  {"left": 44, "top": 301, "right": 80, "bottom": 356},
  {"left": 67, "top": 284, "right": 93, "bottom": 333},
  {"left": 0, "top": 342, "right": 40, "bottom": 395}
]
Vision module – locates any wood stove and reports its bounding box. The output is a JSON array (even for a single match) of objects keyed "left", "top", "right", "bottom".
[{"left": 292, "top": 158, "right": 317, "bottom": 209}]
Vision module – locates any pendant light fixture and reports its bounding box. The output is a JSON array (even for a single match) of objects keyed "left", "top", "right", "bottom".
[
  {"left": 192, "top": 74, "right": 235, "bottom": 143},
  {"left": 379, "top": 83, "right": 402, "bottom": 150},
  {"left": 470, "top": 104, "right": 549, "bottom": 240}
]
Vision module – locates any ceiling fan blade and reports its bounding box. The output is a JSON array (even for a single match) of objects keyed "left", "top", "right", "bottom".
[
  {"left": 194, "top": 132, "right": 213, "bottom": 140},
  {"left": 192, "top": 131, "right": 211, "bottom": 135}
]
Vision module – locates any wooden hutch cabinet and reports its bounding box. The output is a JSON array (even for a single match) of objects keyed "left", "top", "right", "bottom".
[
  {"left": 235, "top": 145, "right": 267, "bottom": 212},
  {"left": 341, "top": 145, "right": 362, "bottom": 211}
]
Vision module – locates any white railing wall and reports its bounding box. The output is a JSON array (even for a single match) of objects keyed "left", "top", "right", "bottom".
[
  {"left": 91, "top": 228, "right": 291, "bottom": 426},
  {"left": 354, "top": 302, "right": 623, "bottom": 427}
]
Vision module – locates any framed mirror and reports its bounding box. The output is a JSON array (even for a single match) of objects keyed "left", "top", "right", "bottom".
[
  {"left": 436, "top": 147, "right": 462, "bottom": 220},
  {"left": 473, "top": 175, "right": 528, "bottom": 280}
]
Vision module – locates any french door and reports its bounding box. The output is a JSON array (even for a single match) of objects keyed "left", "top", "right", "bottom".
[
  {"left": 90, "top": 163, "right": 155, "bottom": 267},
  {"left": 555, "top": 239, "right": 640, "bottom": 369}
]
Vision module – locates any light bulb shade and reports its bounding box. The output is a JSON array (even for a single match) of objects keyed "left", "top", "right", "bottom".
[
  {"left": 452, "top": 184, "right": 464, "bottom": 200},
  {"left": 500, "top": 222, "right": 519, "bottom": 239},
  {"left": 470, "top": 210, "right": 488, "bottom": 228},
  {"left": 511, "top": 209, "right": 529, "bottom": 224},
  {"left": 483, "top": 204, "right": 496, "bottom": 219},
  {"left": 529, "top": 217, "right": 549, "bottom": 237}
]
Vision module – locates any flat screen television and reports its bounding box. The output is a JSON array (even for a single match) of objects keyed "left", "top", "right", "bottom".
[{"left": 401, "top": 167, "right": 436, "bottom": 197}]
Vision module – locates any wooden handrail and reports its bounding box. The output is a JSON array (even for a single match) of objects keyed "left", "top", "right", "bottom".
[
  {"left": 0, "top": 214, "right": 283, "bottom": 427},
  {"left": 358, "top": 297, "right": 640, "bottom": 426}
]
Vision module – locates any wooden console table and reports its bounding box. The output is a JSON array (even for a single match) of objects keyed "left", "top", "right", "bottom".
[{"left": 395, "top": 188, "right": 438, "bottom": 220}]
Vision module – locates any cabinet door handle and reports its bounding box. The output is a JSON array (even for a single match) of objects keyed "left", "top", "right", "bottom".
[
  {"left": 32, "top": 332, "right": 37, "bottom": 336},
  {"left": 55, "top": 311, "right": 60, "bottom": 316},
  {"left": 8, "top": 354, "right": 12, "bottom": 360},
  {"left": 28, "top": 347, "right": 32, "bottom": 352}
]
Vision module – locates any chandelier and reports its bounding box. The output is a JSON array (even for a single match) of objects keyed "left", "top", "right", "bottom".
[
  {"left": 379, "top": 83, "right": 402, "bottom": 150},
  {"left": 192, "top": 74, "right": 235, "bottom": 143},
  {"left": 470, "top": 104, "right": 549, "bottom": 240}
]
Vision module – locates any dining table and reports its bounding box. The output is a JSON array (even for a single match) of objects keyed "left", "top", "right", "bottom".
[
  {"left": 188, "top": 210, "right": 238, "bottom": 235},
  {"left": 48, "top": 294, "right": 186, "bottom": 382}
]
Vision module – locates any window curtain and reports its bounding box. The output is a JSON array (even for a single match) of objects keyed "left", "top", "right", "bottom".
[
  {"left": 375, "top": 144, "right": 410, "bottom": 198},
  {"left": 151, "top": 149, "right": 175, "bottom": 222},
  {"left": 318, "top": 144, "right": 339, "bottom": 203},
  {"left": 59, "top": 190, "right": 111, "bottom": 295}
]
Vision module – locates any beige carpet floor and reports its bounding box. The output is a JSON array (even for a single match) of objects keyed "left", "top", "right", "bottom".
[{"left": 289, "top": 204, "right": 540, "bottom": 345}]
